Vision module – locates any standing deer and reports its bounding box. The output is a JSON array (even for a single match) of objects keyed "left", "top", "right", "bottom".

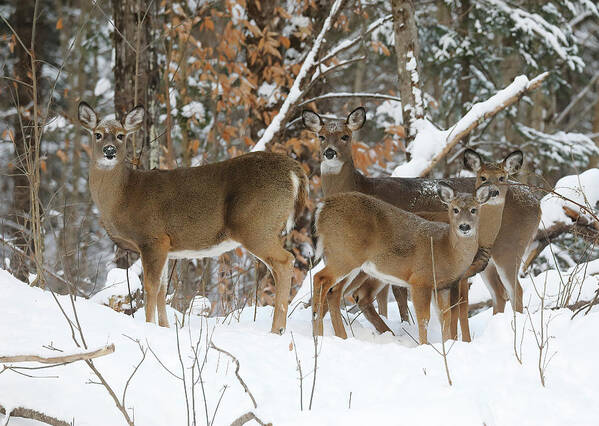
[
  {"left": 313, "top": 184, "right": 496, "bottom": 343},
  {"left": 78, "top": 102, "right": 308, "bottom": 333},
  {"left": 302, "top": 108, "right": 540, "bottom": 330}
]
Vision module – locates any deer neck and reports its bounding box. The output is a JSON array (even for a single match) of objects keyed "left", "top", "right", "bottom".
[
  {"left": 444, "top": 225, "right": 479, "bottom": 274},
  {"left": 321, "top": 159, "right": 363, "bottom": 197},
  {"left": 88, "top": 159, "right": 130, "bottom": 219},
  {"left": 477, "top": 199, "right": 506, "bottom": 247}
]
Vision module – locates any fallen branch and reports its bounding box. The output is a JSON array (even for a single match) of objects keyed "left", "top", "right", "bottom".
[
  {"left": 522, "top": 206, "right": 599, "bottom": 271},
  {"left": 0, "top": 403, "right": 71, "bottom": 426},
  {"left": 0, "top": 344, "right": 115, "bottom": 364},
  {"left": 229, "top": 411, "right": 272, "bottom": 426},
  {"left": 299, "top": 92, "right": 401, "bottom": 107},
  {"left": 209, "top": 342, "right": 257, "bottom": 409}
]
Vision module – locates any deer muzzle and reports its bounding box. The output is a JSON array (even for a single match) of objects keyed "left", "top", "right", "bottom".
[
  {"left": 103, "top": 145, "right": 117, "bottom": 160},
  {"left": 324, "top": 148, "right": 337, "bottom": 160}
]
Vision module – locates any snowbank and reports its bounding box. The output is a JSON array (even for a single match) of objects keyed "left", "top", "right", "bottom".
[{"left": 1, "top": 265, "right": 599, "bottom": 425}]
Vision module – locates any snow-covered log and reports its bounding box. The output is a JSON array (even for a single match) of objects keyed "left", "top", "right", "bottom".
[{"left": 392, "top": 72, "right": 549, "bottom": 178}]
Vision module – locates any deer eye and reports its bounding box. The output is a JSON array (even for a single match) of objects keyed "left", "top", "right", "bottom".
[
  {"left": 480, "top": 176, "right": 487, "bottom": 182},
  {"left": 116, "top": 134, "right": 124, "bottom": 141},
  {"left": 95, "top": 133, "right": 102, "bottom": 140},
  {"left": 453, "top": 208, "right": 459, "bottom": 214},
  {"left": 470, "top": 208, "right": 477, "bottom": 214},
  {"left": 499, "top": 176, "right": 505, "bottom": 182},
  {"left": 318, "top": 135, "right": 325, "bottom": 142},
  {"left": 341, "top": 135, "right": 350, "bottom": 141}
]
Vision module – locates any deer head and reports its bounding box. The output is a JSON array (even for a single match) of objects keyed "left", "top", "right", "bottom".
[
  {"left": 463, "top": 148, "right": 523, "bottom": 205},
  {"left": 78, "top": 102, "right": 144, "bottom": 170},
  {"left": 437, "top": 182, "right": 494, "bottom": 238},
  {"left": 302, "top": 107, "right": 366, "bottom": 175}
]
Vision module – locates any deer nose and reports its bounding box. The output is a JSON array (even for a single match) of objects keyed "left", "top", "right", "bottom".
[
  {"left": 491, "top": 189, "right": 500, "bottom": 197},
  {"left": 459, "top": 224, "right": 471, "bottom": 233},
  {"left": 103, "top": 145, "right": 117, "bottom": 160},
  {"left": 324, "top": 148, "right": 337, "bottom": 160}
]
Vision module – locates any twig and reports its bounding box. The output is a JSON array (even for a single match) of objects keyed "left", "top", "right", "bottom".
[
  {"left": 209, "top": 342, "right": 257, "bottom": 409},
  {"left": 299, "top": 92, "right": 401, "bottom": 107},
  {"left": 290, "top": 332, "right": 303, "bottom": 410}
]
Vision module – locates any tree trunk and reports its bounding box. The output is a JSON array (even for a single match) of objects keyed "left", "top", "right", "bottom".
[
  {"left": 9, "top": 0, "right": 42, "bottom": 282},
  {"left": 112, "top": 0, "right": 160, "bottom": 268},
  {"left": 392, "top": 0, "right": 423, "bottom": 150}
]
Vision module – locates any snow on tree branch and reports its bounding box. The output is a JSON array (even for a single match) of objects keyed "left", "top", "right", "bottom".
[
  {"left": 0, "top": 344, "right": 115, "bottom": 364},
  {"left": 392, "top": 72, "right": 549, "bottom": 178},
  {"left": 251, "top": 0, "right": 345, "bottom": 152},
  {"left": 478, "top": 0, "right": 584, "bottom": 70},
  {"left": 298, "top": 92, "right": 401, "bottom": 107}
]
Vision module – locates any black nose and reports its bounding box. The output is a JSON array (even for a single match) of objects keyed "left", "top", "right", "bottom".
[
  {"left": 491, "top": 189, "right": 499, "bottom": 197},
  {"left": 459, "top": 224, "right": 471, "bottom": 232},
  {"left": 103, "top": 145, "right": 117, "bottom": 159},
  {"left": 324, "top": 148, "right": 337, "bottom": 160}
]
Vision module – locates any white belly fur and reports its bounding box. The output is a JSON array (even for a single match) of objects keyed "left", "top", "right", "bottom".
[
  {"left": 168, "top": 240, "right": 241, "bottom": 260},
  {"left": 361, "top": 261, "right": 411, "bottom": 288}
]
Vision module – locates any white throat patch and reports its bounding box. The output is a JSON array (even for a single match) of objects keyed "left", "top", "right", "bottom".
[
  {"left": 96, "top": 157, "right": 118, "bottom": 170},
  {"left": 321, "top": 158, "right": 344, "bottom": 175}
]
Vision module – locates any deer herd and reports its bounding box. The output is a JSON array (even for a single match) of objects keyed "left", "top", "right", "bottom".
[{"left": 78, "top": 102, "right": 541, "bottom": 344}]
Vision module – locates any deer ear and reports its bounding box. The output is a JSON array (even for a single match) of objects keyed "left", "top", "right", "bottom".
[
  {"left": 123, "top": 105, "right": 145, "bottom": 133},
  {"left": 463, "top": 148, "right": 483, "bottom": 173},
  {"left": 437, "top": 182, "right": 455, "bottom": 205},
  {"left": 78, "top": 102, "right": 97, "bottom": 131},
  {"left": 346, "top": 107, "right": 366, "bottom": 131},
  {"left": 503, "top": 150, "right": 523, "bottom": 175},
  {"left": 302, "top": 110, "right": 323, "bottom": 133},
  {"left": 476, "top": 183, "right": 494, "bottom": 205}
]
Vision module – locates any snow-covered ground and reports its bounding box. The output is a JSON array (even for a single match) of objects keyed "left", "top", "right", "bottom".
[{"left": 1, "top": 262, "right": 598, "bottom": 426}]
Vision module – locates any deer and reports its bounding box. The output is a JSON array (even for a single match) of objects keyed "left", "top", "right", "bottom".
[
  {"left": 312, "top": 183, "right": 496, "bottom": 343},
  {"left": 302, "top": 107, "right": 540, "bottom": 335},
  {"left": 78, "top": 102, "right": 308, "bottom": 333}
]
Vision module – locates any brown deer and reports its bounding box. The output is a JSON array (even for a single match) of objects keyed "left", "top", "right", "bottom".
[
  {"left": 313, "top": 184, "right": 496, "bottom": 343},
  {"left": 302, "top": 108, "right": 540, "bottom": 325},
  {"left": 78, "top": 102, "right": 308, "bottom": 333}
]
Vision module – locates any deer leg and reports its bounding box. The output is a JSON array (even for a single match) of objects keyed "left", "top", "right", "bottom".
[
  {"left": 435, "top": 288, "right": 452, "bottom": 342},
  {"left": 355, "top": 284, "right": 393, "bottom": 335},
  {"left": 492, "top": 254, "right": 524, "bottom": 313},
  {"left": 458, "top": 278, "right": 471, "bottom": 342},
  {"left": 157, "top": 262, "right": 170, "bottom": 327},
  {"left": 449, "top": 282, "right": 460, "bottom": 340},
  {"left": 326, "top": 280, "right": 348, "bottom": 339},
  {"left": 480, "top": 261, "right": 507, "bottom": 314},
  {"left": 411, "top": 286, "right": 432, "bottom": 344},
  {"left": 376, "top": 284, "right": 389, "bottom": 318},
  {"left": 140, "top": 239, "right": 169, "bottom": 326},
  {"left": 312, "top": 267, "right": 335, "bottom": 336},
  {"left": 391, "top": 286, "right": 410, "bottom": 323},
  {"left": 266, "top": 249, "right": 295, "bottom": 335}
]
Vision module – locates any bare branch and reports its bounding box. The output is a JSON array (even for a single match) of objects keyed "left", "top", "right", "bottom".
[
  {"left": 209, "top": 342, "right": 257, "bottom": 409},
  {"left": 299, "top": 92, "right": 401, "bottom": 107},
  {"left": 229, "top": 411, "right": 272, "bottom": 426}
]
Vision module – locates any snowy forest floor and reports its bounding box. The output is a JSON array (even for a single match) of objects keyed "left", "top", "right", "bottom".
[{"left": 1, "top": 263, "right": 598, "bottom": 426}]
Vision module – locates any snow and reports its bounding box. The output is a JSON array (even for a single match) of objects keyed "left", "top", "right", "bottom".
[
  {"left": 392, "top": 73, "right": 546, "bottom": 178},
  {"left": 93, "top": 78, "right": 111, "bottom": 97},
  {"left": 539, "top": 168, "right": 599, "bottom": 230},
  {"left": 1, "top": 263, "right": 599, "bottom": 425},
  {"left": 251, "top": 0, "right": 344, "bottom": 152},
  {"left": 181, "top": 101, "right": 206, "bottom": 121},
  {"left": 90, "top": 259, "right": 143, "bottom": 305}
]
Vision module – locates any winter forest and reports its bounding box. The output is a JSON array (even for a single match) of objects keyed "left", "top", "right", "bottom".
[{"left": 1, "top": 0, "right": 599, "bottom": 424}]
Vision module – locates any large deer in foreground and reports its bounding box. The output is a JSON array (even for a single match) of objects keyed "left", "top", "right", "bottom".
[
  {"left": 302, "top": 108, "right": 540, "bottom": 328},
  {"left": 78, "top": 102, "right": 308, "bottom": 333},
  {"left": 313, "top": 184, "right": 495, "bottom": 343}
]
